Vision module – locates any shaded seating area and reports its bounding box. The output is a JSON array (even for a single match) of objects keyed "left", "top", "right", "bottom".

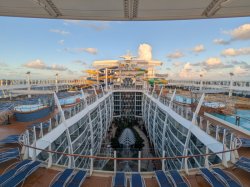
[
  {"left": 0, "top": 147, "right": 20, "bottom": 164},
  {"left": 50, "top": 168, "right": 74, "bottom": 187},
  {"left": 155, "top": 170, "right": 172, "bottom": 187},
  {"left": 0, "top": 135, "right": 20, "bottom": 144},
  {"left": 200, "top": 168, "right": 225, "bottom": 187},
  {"left": 212, "top": 168, "right": 242, "bottom": 187},
  {"left": 2, "top": 160, "right": 41, "bottom": 187},
  {"left": 168, "top": 170, "right": 190, "bottom": 187},
  {"left": 112, "top": 172, "right": 126, "bottom": 187},
  {"left": 130, "top": 173, "right": 145, "bottom": 187},
  {"left": 0, "top": 159, "right": 32, "bottom": 185},
  {"left": 66, "top": 170, "right": 87, "bottom": 187}
]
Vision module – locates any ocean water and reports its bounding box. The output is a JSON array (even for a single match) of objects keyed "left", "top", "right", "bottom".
[{"left": 212, "top": 109, "right": 250, "bottom": 131}]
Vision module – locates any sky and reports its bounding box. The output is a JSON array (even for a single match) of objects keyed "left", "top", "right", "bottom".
[{"left": 0, "top": 16, "right": 250, "bottom": 80}]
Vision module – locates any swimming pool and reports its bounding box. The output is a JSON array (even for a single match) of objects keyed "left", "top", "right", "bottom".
[
  {"left": 14, "top": 104, "right": 46, "bottom": 112},
  {"left": 212, "top": 109, "right": 250, "bottom": 131},
  {"left": 59, "top": 94, "right": 81, "bottom": 105},
  {"left": 174, "top": 95, "right": 193, "bottom": 104}
]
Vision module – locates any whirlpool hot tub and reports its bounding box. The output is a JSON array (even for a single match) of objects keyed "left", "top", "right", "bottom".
[{"left": 14, "top": 104, "right": 51, "bottom": 122}]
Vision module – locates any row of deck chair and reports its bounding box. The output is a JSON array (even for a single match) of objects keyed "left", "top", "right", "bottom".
[
  {"left": 112, "top": 172, "right": 146, "bottom": 187},
  {"left": 0, "top": 159, "right": 41, "bottom": 187},
  {"left": 235, "top": 156, "right": 250, "bottom": 172},
  {"left": 200, "top": 168, "right": 242, "bottom": 187},
  {"left": 50, "top": 168, "right": 87, "bottom": 187},
  {"left": 0, "top": 147, "right": 20, "bottom": 164},
  {"left": 0, "top": 135, "right": 20, "bottom": 144},
  {"left": 239, "top": 138, "right": 250, "bottom": 147},
  {"left": 155, "top": 170, "right": 190, "bottom": 187}
]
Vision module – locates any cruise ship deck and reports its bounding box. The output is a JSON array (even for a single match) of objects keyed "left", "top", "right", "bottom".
[{"left": 1, "top": 1, "right": 250, "bottom": 186}]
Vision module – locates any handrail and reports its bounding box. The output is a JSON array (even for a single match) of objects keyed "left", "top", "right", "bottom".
[{"left": 19, "top": 138, "right": 241, "bottom": 161}]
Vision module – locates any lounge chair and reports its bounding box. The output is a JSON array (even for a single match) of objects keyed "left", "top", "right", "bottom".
[
  {"left": 238, "top": 157, "right": 250, "bottom": 163},
  {"left": 200, "top": 168, "right": 225, "bottom": 187},
  {"left": 0, "top": 135, "right": 20, "bottom": 144},
  {"left": 130, "top": 173, "right": 145, "bottom": 187},
  {"left": 235, "top": 161, "right": 250, "bottom": 172},
  {"left": 2, "top": 160, "right": 41, "bottom": 187},
  {"left": 66, "top": 170, "right": 87, "bottom": 187},
  {"left": 112, "top": 172, "right": 126, "bottom": 187},
  {"left": 0, "top": 159, "right": 32, "bottom": 185},
  {"left": 0, "top": 148, "right": 20, "bottom": 164},
  {"left": 50, "top": 168, "right": 74, "bottom": 187},
  {"left": 239, "top": 138, "right": 250, "bottom": 147},
  {"left": 212, "top": 168, "right": 242, "bottom": 187},
  {"left": 168, "top": 170, "right": 189, "bottom": 187},
  {"left": 155, "top": 170, "right": 172, "bottom": 187},
  {"left": 0, "top": 148, "right": 19, "bottom": 156}
]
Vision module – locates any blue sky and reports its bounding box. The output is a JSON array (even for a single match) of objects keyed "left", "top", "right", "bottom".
[{"left": 0, "top": 16, "right": 250, "bottom": 80}]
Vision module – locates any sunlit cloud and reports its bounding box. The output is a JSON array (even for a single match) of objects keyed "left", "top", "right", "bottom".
[
  {"left": 64, "top": 47, "right": 98, "bottom": 55},
  {"left": 221, "top": 47, "right": 250, "bottom": 57},
  {"left": 215, "top": 23, "right": 250, "bottom": 45},
  {"left": 23, "top": 59, "right": 68, "bottom": 71},
  {"left": 213, "top": 38, "right": 230, "bottom": 45},
  {"left": 138, "top": 43, "right": 152, "bottom": 60},
  {"left": 167, "top": 51, "right": 184, "bottom": 59},
  {"left": 230, "top": 24, "right": 250, "bottom": 41},
  {"left": 192, "top": 44, "right": 205, "bottom": 53}
]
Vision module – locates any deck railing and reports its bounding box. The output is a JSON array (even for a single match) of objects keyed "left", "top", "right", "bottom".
[{"left": 19, "top": 137, "right": 241, "bottom": 174}]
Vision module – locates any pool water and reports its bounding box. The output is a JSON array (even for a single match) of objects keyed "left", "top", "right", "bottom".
[
  {"left": 59, "top": 94, "right": 81, "bottom": 105},
  {"left": 14, "top": 104, "right": 46, "bottom": 112},
  {"left": 212, "top": 109, "right": 250, "bottom": 131},
  {"left": 174, "top": 95, "right": 193, "bottom": 104}
]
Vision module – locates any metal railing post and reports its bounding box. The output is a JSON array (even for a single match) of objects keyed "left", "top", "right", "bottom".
[
  {"left": 114, "top": 151, "right": 117, "bottom": 173},
  {"left": 138, "top": 151, "right": 141, "bottom": 172}
]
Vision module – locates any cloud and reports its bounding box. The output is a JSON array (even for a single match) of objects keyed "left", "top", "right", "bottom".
[
  {"left": 64, "top": 20, "right": 109, "bottom": 31},
  {"left": 213, "top": 24, "right": 250, "bottom": 45},
  {"left": 179, "top": 63, "right": 193, "bottom": 78},
  {"left": 213, "top": 38, "right": 230, "bottom": 45},
  {"left": 172, "top": 61, "right": 185, "bottom": 67},
  {"left": 230, "top": 24, "right": 250, "bottom": 41},
  {"left": 49, "top": 29, "right": 70, "bottom": 35},
  {"left": 192, "top": 44, "right": 205, "bottom": 53},
  {"left": 84, "top": 48, "right": 98, "bottom": 54},
  {"left": 23, "top": 59, "right": 67, "bottom": 71},
  {"left": 233, "top": 66, "right": 248, "bottom": 75},
  {"left": 138, "top": 43, "right": 152, "bottom": 60},
  {"left": 72, "top": 60, "right": 87, "bottom": 65},
  {"left": 167, "top": 51, "right": 184, "bottom": 59},
  {"left": 64, "top": 47, "right": 98, "bottom": 55},
  {"left": 221, "top": 47, "right": 250, "bottom": 57},
  {"left": 205, "top": 57, "right": 221, "bottom": 66},
  {"left": 58, "top": 40, "right": 64, "bottom": 45}
]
